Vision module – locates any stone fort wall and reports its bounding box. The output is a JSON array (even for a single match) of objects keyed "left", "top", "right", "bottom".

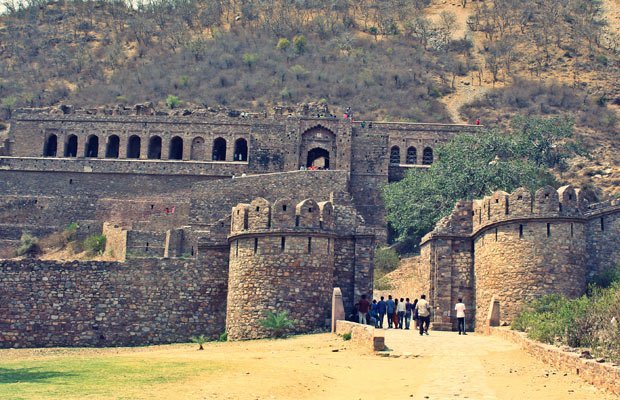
[
  {"left": 418, "top": 186, "right": 620, "bottom": 332},
  {"left": 0, "top": 258, "right": 228, "bottom": 348}
]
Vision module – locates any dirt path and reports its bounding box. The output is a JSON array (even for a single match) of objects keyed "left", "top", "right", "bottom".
[
  {"left": 381, "top": 329, "right": 615, "bottom": 399},
  {"left": 2, "top": 330, "right": 616, "bottom": 400}
]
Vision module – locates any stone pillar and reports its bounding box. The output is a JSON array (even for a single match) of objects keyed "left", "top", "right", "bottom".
[
  {"left": 139, "top": 134, "right": 148, "bottom": 159},
  {"left": 118, "top": 135, "right": 127, "bottom": 158},
  {"left": 182, "top": 137, "right": 191, "bottom": 161},
  {"left": 331, "top": 287, "right": 345, "bottom": 332},
  {"left": 76, "top": 135, "right": 85, "bottom": 158}
]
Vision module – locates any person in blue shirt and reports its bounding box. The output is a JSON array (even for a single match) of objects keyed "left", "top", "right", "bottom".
[
  {"left": 386, "top": 295, "right": 396, "bottom": 328},
  {"left": 377, "top": 296, "right": 387, "bottom": 328},
  {"left": 370, "top": 299, "right": 379, "bottom": 327}
]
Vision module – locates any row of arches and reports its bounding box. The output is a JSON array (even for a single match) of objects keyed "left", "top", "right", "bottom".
[
  {"left": 390, "top": 146, "right": 433, "bottom": 165},
  {"left": 42, "top": 134, "right": 249, "bottom": 161}
]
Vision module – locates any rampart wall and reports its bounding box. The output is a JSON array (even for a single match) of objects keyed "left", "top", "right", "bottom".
[
  {"left": 0, "top": 258, "right": 228, "bottom": 348},
  {"left": 419, "top": 186, "right": 620, "bottom": 332}
]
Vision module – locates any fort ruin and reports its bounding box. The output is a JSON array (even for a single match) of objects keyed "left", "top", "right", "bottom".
[{"left": 0, "top": 104, "right": 617, "bottom": 346}]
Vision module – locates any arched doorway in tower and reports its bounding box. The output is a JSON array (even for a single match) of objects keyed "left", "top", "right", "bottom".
[
  {"left": 106, "top": 135, "right": 120, "bottom": 158},
  {"left": 64, "top": 135, "right": 78, "bottom": 157},
  {"left": 43, "top": 134, "right": 57, "bottom": 157},
  {"left": 307, "top": 147, "right": 330, "bottom": 169},
  {"left": 169, "top": 136, "right": 183, "bottom": 160},
  {"left": 148, "top": 136, "right": 162, "bottom": 159},
  {"left": 234, "top": 138, "right": 248, "bottom": 161},
  {"left": 212, "top": 137, "right": 226, "bottom": 161},
  {"left": 190, "top": 137, "right": 205, "bottom": 160},
  {"left": 127, "top": 135, "right": 141, "bottom": 159},
  {"left": 84, "top": 135, "right": 99, "bottom": 157}
]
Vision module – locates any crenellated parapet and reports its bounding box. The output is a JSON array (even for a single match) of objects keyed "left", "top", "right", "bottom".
[
  {"left": 229, "top": 197, "right": 336, "bottom": 236},
  {"left": 471, "top": 185, "right": 591, "bottom": 234}
]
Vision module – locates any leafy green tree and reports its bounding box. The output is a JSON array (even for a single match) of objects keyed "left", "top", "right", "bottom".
[
  {"left": 16, "top": 231, "right": 40, "bottom": 257},
  {"left": 242, "top": 53, "right": 258, "bottom": 69},
  {"left": 276, "top": 38, "right": 290, "bottom": 51},
  {"left": 511, "top": 116, "right": 576, "bottom": 170},
  {"left": 383, "top": 117, "right": 569, "bottom": 242},
  {"left": 83, "top": 234, "right": 106, "bottom": 255},
  {"left": 292, "top": 35, "right": 307, "bottom": 55}
]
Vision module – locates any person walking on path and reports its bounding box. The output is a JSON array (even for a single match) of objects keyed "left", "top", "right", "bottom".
[
  {"left": 397, "top": 297, "right": 406, "bottom": 329},
  {"left": 392, "top": 298, "right": 400, "bottom": 328},
  {"left": 357, "top": 294, "right": 370, "bottom": 325},
  {"left": 377, "top": 296, "right": 387, "bottom": 328},
  {"left": 412, "top": 298, "right": 419, "bottom": 329},
  {"left": 455, "top": 298, "right": 467, "bottom": 335},
  {"left": 404, "top": 298, "right": 413, "bottom": 330},
  {"left": 416, "top": 294, "right": 431, "bottom": 335},
  {"left": 386, "top": 295, "right": 396, "bottom": 328},
  {"left": 370, "top": 299, "right": 379, "bottom": 328}
]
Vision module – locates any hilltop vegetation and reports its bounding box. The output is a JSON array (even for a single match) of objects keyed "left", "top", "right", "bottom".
[{"left": 0, "top": 0, "right": 617, "bottom": 126}]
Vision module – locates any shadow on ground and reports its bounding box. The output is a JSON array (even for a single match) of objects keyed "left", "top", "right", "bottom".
[{"left": 0, "top": 367, "right": 71, "bottom": 384}]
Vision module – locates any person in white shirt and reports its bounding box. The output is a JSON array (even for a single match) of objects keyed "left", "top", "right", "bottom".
[
  {"left": 455, "top": 298, "right": 467, "bottom": 335},
  {"left": 416, "top": 294, "right": 431, "bottom": 335},
  {"left": 397, "top": 298, "right": 406, "bottom": 329}
]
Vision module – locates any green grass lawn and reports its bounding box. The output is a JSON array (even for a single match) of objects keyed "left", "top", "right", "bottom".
[{"left": 0, "top": 348, "right": 226, "bottom": 400}]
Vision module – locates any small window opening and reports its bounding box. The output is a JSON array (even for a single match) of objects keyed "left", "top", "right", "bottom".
[
  {"left": 254, "top": 238, "right": 258, "bottom": 254},
  {"left": 495, "top": 228, "right": 498, "bottom": 241},
  {"left": 545, "top": 193, "right": 549, "bottom": 199},
  {"left": 283, "top": 205, "right": 287, "bottom": 211},
  {"left": 568, "top": 194, "right": 573, "bottom": 200},
  {"left": 547, "top": 223, "right": 551, "bottom": 237},
  {"left": 308, "top": 207, "right": 313, "bottom": 213},
  {"left": 150, "top": 204, "right": 154, "bottom": 209},
  {"left": 571, "top": 223, "right": 574, "bottom": 237},
  {"left": 517, "top": 195, "right": 523, "bottom": 200},
  {"left": 281, "top": 237, "right": 285, "bottom": 252},
  {"left": 327, "top": 238, "right": 331, "bottom": 254},
  {"left": 307, "top": 237, "right": 312, "bottom": 253},
  {"left": 519, "top": 224, "right": 524, "bottom": 239},
  {"left": 495, "top": 199, "right": 499, "bottom": 203},
  {"left": 146, "top": 242, "right": 149, "bottom": 251},
  {"left": 295, "top": 216, "right": 300, "bottom": 227},
  {"left": 256, "top": 206, "right": 260, "bottom": 212},
  {"left": 237, "top": 210, "right": 240, "bottom": 215},
  {"left": 69, "top": 179, "right": 73, "bottom": 184},
  {"left": 601, "top": 217, "right": 605, "bottom": 231},
  {"left": 190, "top": 247, "right": 194, "bottom": 256},
  {"left": 235, "top": 240, "right": 239, "bottom": 257}
]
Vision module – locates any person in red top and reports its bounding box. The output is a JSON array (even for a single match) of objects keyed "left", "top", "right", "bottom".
[{"left": 357, "top": 294, "right": 371, "bottom": 325}]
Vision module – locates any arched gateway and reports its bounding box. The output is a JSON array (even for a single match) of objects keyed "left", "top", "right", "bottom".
[{"left": 299, "top": 126, "right": 336, "bottom": 169}]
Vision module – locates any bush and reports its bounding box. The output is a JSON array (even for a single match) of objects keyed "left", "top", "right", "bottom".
[
  {"left": 190, "top": 334, "right": 207, "bottom": 350},
  {"left": 587, "top": 264, "right": 620, "bottom": 290},
  {"left": 16, "top": 231, "right": 40, "bottom": 257},
  {"left": 165, "top": 95, "right": 180, "bottom": 109},
  {"left": 218, "top": 331, "right": 228, "bottom": 342},
  {"left": 341, "top": 332, "right": 352, "bottom": 341},
  {"left": 259, "top": 310, "right": 295, "bottom": 338},
  {"left": 83, "top": 234, "right": 106, "bottom": 255}
]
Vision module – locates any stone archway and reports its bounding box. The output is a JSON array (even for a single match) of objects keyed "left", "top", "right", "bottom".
[
  {"left": 307, "top": 147, "right": 330, "bottom": 169},
  {"left": 299, "top": 126, "right": 336, "bottom": 169}
]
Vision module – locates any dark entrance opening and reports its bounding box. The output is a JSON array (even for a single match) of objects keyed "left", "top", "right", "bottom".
[
  {"left": 234, "top": 138, "right": 248, "bottom": 161},
  {"left": 64, "top": 135, "right": 78, "bottom": 157},
  {"left": 212, "top": 137, "right": 226, "bottom": 161},
  {"left": 106, "top": 135, "right": 120, "bottom": 158},
  {"left": 148, "top": 136, "right": 162, "bottom": 159},
  {"left": 127, "top": 135, "right": 141, "bottom": 159},
  {"left": 307, "top": 148, "right": 330, "bottom": 169},
  {"left": 85, "top": 135, "right": 99, "bottom": 157},
  {"left": 43, "top": 134, "right": 57, "bottom": 157},
  {"left": 169, "top": 136, "right": 183, "bottom": 160}
]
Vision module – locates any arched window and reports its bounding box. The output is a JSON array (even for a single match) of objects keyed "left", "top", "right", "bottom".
[
  {"left": 422, "top": 147, "right": 433, "bottom": 165},
  {"left": 127, "top": 135, "right": 141, "bottom": 159},
  {"left": 148, "top": 136, "right": 162, "bottom": 159},
  {"left": 190, "top": 137, "right": 205, "bottom": 160},
  {"left": 212, "top": 137, "right": 226, "bottom": 161},
  {"left": 43, "top": 134, "right": 57, "bottom": 157},
  {"left": 169, "top": 136, "right": 183, "bottom": 160},
  {"left": 64, "top": 135, "right": 78, "bottom": 157},
  {"left": 106, "top": 135, "right": 120, "bottom": 158},
  {"left": 234, "top": 138, "right": 248, "bottom": 161},
  {"left": 389, "top": 146, "right": 400, "bottom": 164},
  {"left": 84, "top": 135, "right": 99, "bottom": 158},
  {"left": 406, "top": 147, "right": 417, "bottom": 164}
]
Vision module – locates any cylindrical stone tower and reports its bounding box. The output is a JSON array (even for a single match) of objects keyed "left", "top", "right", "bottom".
[
  {"left": 473, "top": 186, "right": 588, "bottom": 329},
  {"left": 226, "top": 197, "right": 336, "bottom": 340}
]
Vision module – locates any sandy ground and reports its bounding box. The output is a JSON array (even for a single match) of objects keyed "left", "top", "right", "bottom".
[{"left": 3, "top": 330, "right": 617, "bottom": 400}]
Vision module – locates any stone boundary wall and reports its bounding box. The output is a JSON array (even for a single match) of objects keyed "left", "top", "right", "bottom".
[
  {"left": 0, "top": 258, "right": 228, "bottom": 348},
  {"left": 0, "top": 156, "right": 247, "bottom": 176},
  {"left": 334, "top": 320, "right": 385, "bottom": 352},
  {"left": 490, "top": 327, "right": 620, "bottom": 396}
]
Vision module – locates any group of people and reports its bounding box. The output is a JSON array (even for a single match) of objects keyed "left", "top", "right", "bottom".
[{"left": 355, "top": 294, "right": 467, "bottom": 336}]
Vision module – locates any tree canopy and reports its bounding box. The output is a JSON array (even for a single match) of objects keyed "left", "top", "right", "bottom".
[{"left": 383, "top": 116, "right": 578, "bottom": 243}]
